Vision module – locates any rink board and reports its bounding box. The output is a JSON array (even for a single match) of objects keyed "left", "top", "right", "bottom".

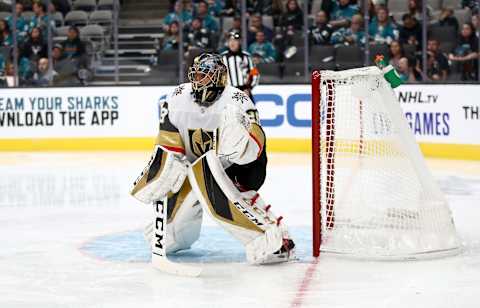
[{"left": 0, "top": 84, "right": 478, "bottom": 160}]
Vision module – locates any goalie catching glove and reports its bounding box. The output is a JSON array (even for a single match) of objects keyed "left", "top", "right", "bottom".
[{"left": 131, "top": 145, "right": 188, "bottom": 204}]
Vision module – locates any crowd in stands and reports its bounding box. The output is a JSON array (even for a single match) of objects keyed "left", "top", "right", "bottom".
[
  {"left": 0, "top": 0, "right": 479, "bottom": 86},
  {"left": 159, "top": 0, "right": 480, "bottom": 82},
  {"left": 0, "top": 0, "right": 98, "bottom": 86}
]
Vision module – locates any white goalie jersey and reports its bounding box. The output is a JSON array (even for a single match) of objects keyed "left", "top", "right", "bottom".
[{"left": 156, "top": 82, "right": 265, "bottom": 166}]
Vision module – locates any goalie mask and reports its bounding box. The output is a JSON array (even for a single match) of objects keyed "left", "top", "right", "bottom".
[{"left": 188, "top": 53, "right": 228, "bottom": 107}]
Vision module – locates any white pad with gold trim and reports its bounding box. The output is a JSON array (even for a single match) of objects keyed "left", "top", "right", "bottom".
[
  {"left": 187, "top": 150, "right": 294, "bottom": 264},
  {"left": 131, "top": 145, "right": 188, "bottom": 204}
]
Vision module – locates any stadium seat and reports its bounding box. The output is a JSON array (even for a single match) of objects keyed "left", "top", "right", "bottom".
[
  {"left": 403, "top": 44, "right": 417, "bottom": 58},
  {"left": 285, "top": 47, "right": 306, "bottom": 63},
  {"left": 262, "top": 16, "right": 273, "bottom": 29},
  {"left": 442, "top": 0, "right": 462, "bottom": 9},
  {"left": 89, "top": 10, "right": 113, "bottom": 27},
  {"left": 222, "top": 17, "right": 234, "bottom": 32},
  {"left": 454, "top": 9, "right": 472, "bottom": 27},
  {"left": 55, "top": 26, "right": 70, "bottom": 37},
  {"left": 53, "top": 11, "right": 64, "bottom": 27},
  {"left": 73, "top": 0, "right": 97, "bottom": 12},
  {"left": 158, "top": 50, "right": 179, "bottom": 69},
  {"left": 310, "top": 45, "right": 336, "bottom": 70},
  {"left": 428, "top": 25, "right": 457, "bottom": 44},
  {"left": 311, "top": 0, "right": 322, "bottom": 15},
  {"left": 65, "top": 10, "right": 89, "bottom": 26},
  {"left": 255, "top": 63, "right": 282, "bottom": 83},
  {"left": 283, "top": 63, "right": 308, "bottom": 82},
  {"left": 335, "top": 45, "right": 364, "bottom": 70},
  {"left": 387, "top": 1, "right": 408, "bottom": 13},
  {"left": 428, "top": 0, "right": 442, "bottom": 11},
  {"left": 0, "top": 12, "right": 10, "bottom": 20},
  {"left": 98, "top": 0, "right": 115, "bottom": 11},
  {"left": 439, "top": 41, "right": 456, "bottom": 54}
]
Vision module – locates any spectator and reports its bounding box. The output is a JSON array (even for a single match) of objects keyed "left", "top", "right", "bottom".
[
  {"left": 0, "top": 63, "right": 16, "bottom": 87},
  {"left": 331, "top": 14, "right": 365, "bottom": 46},
  {"left": 388, "top": 40, "right": 404, "bottom": 69},
  {"left": 396, "top": 57, "right": 413, "bottom": 82},
  {"left": 163, "top": 1, "right": 192, "bottom": 29},
  {"left": 399, "top": 14, "right": 421, "bottom": 47},
  {"left": 427, "top": 39, "right": 449, "bottom": 81},
  {"left": 207, "top": 0, "right": 222, "bottom": 16},
  {"left": 162, "top": 21, "right": 181, "bottom": 51},
  {"left": 30, "top": 1, "right": 55, "bottom": 38},
  {"left": 61, "top": 26, "right": 86, "bottom": 59},
  {"left": 435, "top": 8, "right": 459, "bottom": 33},
  {"left": 32, "top": 57, "right": 57, "bottom": 86},
  {"left": 0, "top": 20, "right": 13, "bottom": 47},
  {"left": 309, "top": 10, "right": 334, "bottom": 45},
  {"left": 248, "top": 31, "right": 277, "bottom": 64},
  {"left": 21, "top": 27, "right": 47, "bottom": 62},
  {"left": 329, "top": 0, "right": 360, "bottom": 29},
  {"left": 407, "top": 0, "right": 431, "bottom": 23},
  {"left": 247, "top": 0, "right": 268, "bottom": 15},
  {"left": 247, "top": 15, "right": 274, "bottom": 46},
  {"left": 194, "top": 0, "right": 219, "bottom": 32},
  {"left": 280, "top": 0, "right": 303, "bottom": 31},
  {"left": 51, "top": 0, "right": 72, "bottom": 17},
  {"left": 52, "top": 44, "right": 77, "bottom": 79},
  {"left": 185, "top": 17, "right": 213, "bottom": 50},
  {"left": 449, "top": 23, "right": 479, "bottom": 80},
  {"left": 462, "top": 0, "right": 479, "bottom": 13},
  {"left": 223, "top": 0, "right": 241, "bottom": 16},
  {"left": 368, "top": 6, "right": 398, "bottom": 45},
  {"left": 5, "top": 3, "right": 29, "bottom": 43}
]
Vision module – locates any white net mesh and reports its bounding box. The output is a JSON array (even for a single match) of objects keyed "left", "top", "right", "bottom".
[{"left": 316, "top": 67, "right": 461, "bottom": 259}]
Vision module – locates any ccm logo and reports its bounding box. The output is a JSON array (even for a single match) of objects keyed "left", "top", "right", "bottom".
[
  {"left": 233, "top": 202, "right": 264, "bottom": 227},
  {"left": 253, "top": 93, "right": 311, "bottom": 127}
]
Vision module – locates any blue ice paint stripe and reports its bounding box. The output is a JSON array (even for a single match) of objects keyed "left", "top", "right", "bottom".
[{"left": 80, "top": 226, "right": 313, "bottom": 263}]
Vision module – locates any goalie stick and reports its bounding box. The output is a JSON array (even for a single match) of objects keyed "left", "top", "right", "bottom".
[{"left": 150, "top": 198, "right": 202, "bottom": 277}]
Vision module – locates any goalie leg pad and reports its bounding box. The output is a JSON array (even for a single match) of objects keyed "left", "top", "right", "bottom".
[
  {"left": 187, "top": 150, "right": 295, "bottom": 264},
  {"left": 145, "top": 180, "right": 203, "bottom": 254}
]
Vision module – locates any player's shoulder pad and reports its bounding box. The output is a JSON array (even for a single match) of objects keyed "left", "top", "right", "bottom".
[
  {"left": 225, "top": 85, "right": 255, "bottom": 110},
  {"left": 163, "top": 83, "right": 192, "bottom": 110}
]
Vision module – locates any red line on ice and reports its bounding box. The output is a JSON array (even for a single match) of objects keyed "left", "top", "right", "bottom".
[{"left": 289, "top": 257, "right": 320, "bottom": 307}]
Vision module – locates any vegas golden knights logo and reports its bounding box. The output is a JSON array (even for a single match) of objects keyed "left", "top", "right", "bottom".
[{"left": 188, "top": 128, "right": 217, "bottom": 157}]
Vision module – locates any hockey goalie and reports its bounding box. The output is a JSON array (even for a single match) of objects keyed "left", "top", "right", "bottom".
[{"left": 130, "top": 53, "right": 295, "bottom": 273}]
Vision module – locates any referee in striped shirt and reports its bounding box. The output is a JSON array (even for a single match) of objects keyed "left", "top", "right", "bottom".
[{"left": 221, "top": 31, "right": 259, "bottom": 100}]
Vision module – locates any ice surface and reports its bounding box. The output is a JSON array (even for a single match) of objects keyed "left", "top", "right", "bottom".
[{"left": 0, "top": 153, "right": 479, "bottom": 308}]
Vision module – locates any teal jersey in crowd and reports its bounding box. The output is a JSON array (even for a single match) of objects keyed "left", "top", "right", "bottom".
[
  {"left": 368, "top": 20, "right": 398, "bottom": 44},
  {"left": 5, "top": 15, "right": 29, "bottom": 34},
  {"left": 248, "top": 41, "right": 277, "bottom": 63},
  {"left": 331, "top": 3, "right": 359, "bottom": 21},
  {"left": 29, "top": 14, "right": 56, "bottom": 41},
  {"left": 208, "top": 0, "right": 223, "bottom": 16},
  {"left": 200, "top": 14, "right": 219, "bottom": 33},
  {"left": 331, "top": 28, "right": 366, "bottom": 46},
  {"left": 163, "top": 11, "right": 192, "bottom": 26}
]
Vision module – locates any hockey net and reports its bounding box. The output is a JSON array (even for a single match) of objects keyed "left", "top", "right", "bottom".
[{"left": 311, "top": 67, "right": 461, "bottom": 259}]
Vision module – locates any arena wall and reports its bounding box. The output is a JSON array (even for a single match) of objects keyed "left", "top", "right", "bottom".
[{"left": 0, "top": 84, "right": 478, "bottom": 160}]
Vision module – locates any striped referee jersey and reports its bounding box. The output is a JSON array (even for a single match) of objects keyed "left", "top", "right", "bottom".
[{"left": 221, "top": 49, "right": 259, "bottom": 90}]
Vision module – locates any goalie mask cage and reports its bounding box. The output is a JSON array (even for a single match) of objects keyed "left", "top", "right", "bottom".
[{"left": 311, "top": 67, "right": 461, "bottom": 260}]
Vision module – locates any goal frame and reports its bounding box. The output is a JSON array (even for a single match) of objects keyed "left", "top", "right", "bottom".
[{"left": 311, "top": 69, "right": 461, "bottom": 259}]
